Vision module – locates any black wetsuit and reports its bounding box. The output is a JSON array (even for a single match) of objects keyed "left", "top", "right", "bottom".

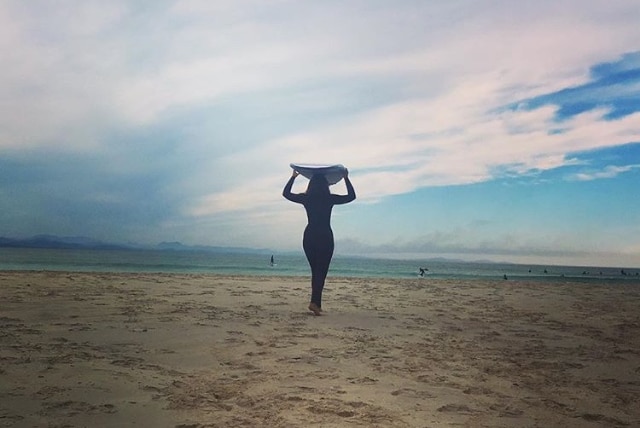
[{"left": 283, "top": 175, "right": 355, "bottom": 308}]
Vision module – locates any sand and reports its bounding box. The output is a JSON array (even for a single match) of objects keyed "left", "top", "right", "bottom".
[{"left": 1, "top": 271, "right": 639, "bottom": 427}]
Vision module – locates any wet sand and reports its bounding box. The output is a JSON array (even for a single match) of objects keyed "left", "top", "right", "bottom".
[{"left": 1, "top": 271, "right": 639, "bottom": 427}]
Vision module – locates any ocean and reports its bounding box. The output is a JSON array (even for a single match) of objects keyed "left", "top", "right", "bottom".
[{"left": 0, "top": 247, "right": 638, "bottom": 282}]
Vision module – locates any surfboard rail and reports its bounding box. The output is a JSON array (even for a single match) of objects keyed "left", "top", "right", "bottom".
[{"left": 290, "top": 163, "right": 346, "bottom": 185}]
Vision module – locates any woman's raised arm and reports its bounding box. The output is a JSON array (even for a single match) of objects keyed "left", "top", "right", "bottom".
[
  {"left": 282, "top": 171, "right": 305, "bottom": 204},
  {"left": 332, "top": 169, "right": 356, "bottom": 205}
]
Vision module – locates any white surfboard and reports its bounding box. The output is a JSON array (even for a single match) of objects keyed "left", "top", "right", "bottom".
[{"left": 290, "top": 163, "right": 346, "bottom": 185}]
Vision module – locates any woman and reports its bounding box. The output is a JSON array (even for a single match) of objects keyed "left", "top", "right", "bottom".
[{"left": 283, "top": 168, "right": 356, "bottom": 315}]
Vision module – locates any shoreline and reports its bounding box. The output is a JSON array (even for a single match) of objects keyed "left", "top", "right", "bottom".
[
  {"left": 2, "top": 247, "right": 639, "bottom": 281},
  {"left": 2, "top": 268, "right": 639, "bottom": 284},
  {"left": 1, "top": 271, "right": 639, "bottom": 427}
]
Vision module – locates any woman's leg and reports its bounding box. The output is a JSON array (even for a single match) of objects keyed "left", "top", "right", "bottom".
[
  {"left": 310, "top": 247, "right": 332, "bottom": 307},
  {"left": 303, "top": 228, "right": 334, "bottom": 311}
]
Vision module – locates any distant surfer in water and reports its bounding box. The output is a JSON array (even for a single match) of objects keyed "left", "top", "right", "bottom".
[{"left": 283, "top": 168, "right": 356, "bottom": 315}]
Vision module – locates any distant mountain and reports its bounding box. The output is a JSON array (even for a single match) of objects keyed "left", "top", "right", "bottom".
[
  {"left": 0, "top": 235, "right": 270, "bottom": 254},
  {"left": 0, "top": 235, "right": 130, "bottom": 250}
]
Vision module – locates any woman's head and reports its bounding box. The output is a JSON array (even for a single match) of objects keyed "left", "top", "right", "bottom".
[{"left": 306, "top": 174, "right": 330, "bottom": 195}]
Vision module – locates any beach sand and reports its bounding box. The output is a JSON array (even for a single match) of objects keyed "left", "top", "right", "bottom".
[{"left": 1, "top": 271, "right": 639, "bottom": 427}]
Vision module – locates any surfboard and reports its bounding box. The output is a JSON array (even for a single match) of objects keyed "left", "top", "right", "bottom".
[{"left": 290, "top": 163, "right": 346, "bottom": 185}]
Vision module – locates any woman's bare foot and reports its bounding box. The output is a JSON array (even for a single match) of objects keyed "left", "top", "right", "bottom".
[{"left": 308, "top": 303, "right": 322, "bottom": 316}]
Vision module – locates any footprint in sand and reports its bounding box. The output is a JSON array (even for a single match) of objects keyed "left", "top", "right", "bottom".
[
  {"left": 437, "top": 403, "right": 479, "bottom": 414},
  {"left": 39, "top": 400, "right": 116, "bottom": 416}
]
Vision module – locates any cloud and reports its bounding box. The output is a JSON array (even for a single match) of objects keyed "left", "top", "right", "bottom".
[
  {"left": 1, "top": 0, "right": 640, "bottom": 261},
  {"left": 3, "top": 1, "right": 639, "bottom": 150},
  {"left": 568, "top": 164, "right": 640, "bottom": 181},
  {"left": 184, "top": 41, "right": 640, "bottom": 216},
  {"left": 335, "top": 224, "right": 640, "bottom": 267},
  {"left": 193, "top": 102, "right": 639, "bottom": 215},
  {"left": 0, "top": 1, "right": 131, "bottom": 151},
  {"left": 513, "top": 51, "right": 640, "bottom": 120}
]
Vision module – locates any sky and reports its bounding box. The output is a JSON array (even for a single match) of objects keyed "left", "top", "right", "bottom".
[{"left": 1, "top": 0, "right": 639, "bottom": 267}]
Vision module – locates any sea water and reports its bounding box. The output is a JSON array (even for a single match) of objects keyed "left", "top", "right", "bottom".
[{"left": 0, "top": 247, "right": 638, "bottom": 282}]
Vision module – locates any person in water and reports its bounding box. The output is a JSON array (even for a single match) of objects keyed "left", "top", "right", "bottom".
[{"left": 283, "top": 168, "right": 356, "bottom": 315}]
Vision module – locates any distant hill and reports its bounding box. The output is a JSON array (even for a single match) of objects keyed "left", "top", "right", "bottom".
[
  {"left": 0, "top": 235, "right": 130, "bottom": 250},
  {"left": 0, "top": 235, "right": 271, "bottom": 254}
]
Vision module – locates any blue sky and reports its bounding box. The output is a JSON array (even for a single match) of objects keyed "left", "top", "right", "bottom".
[{"left": 1, "top": 1, "right": 639, "bottom": 267}]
